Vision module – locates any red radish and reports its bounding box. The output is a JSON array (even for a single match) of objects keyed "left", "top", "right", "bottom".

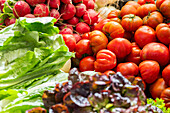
[
  {"left": 75, "top": 3, "right": 86, "bottom": 17},
  {"left": 73, "top": 0, "right": 82, "bottom": 3},
  {"left": 86, "top": 0, "right": 95, "bottom": 9},
  {"left": 34, "top": 4, "right": 49, "bottom": 17},
  {"left": 13, "top": 1, "right": 31, "bottom": 18},
  {"left": 83, "top": 9, "right": 99, "bottom": 25},
  {"left": 61, "top": 0, "right": 72, "bottom": 4},
  {"left": 67, "top": 17, "right": 79, "bottom": 25},
  {"left": 76, "top": 22, "right": 90, "bottom": 34},
  {"left": 59, "top": 24, "right": 73, "bottom": 31},
  {"left": 60, "top": 4, "right": 76, "bottom": 20},
  {"left": 83, "top": 0, "right": 89, "bottom": 6},
  {"left": 24, "top": 14, "right": 35, "bottom": 18},
  {"left": 49, "top": 0, "right": 60, "bottom": 9},
  {"left": 0, "top": 0, "right": 6, "bottom": 12},
  {"left": 59, "top": 28, "right": 73, "bottom": 34},
  {"left": 73, "top": 33, "right": 81, "bottom": 43},
  {"left": 26, "top": 0, "right": 46, "bottom": 6},
  {"left": 50, "top": 9, "right": 60, "bottom": 24},
  {"left": 5, "top": 18, "right": 16, "bottom": 26}
]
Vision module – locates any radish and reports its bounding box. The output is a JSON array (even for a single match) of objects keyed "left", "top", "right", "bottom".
[
  {"left": 86, "top": 0, "right": 95, "bottom": 9},
  {"left": 59, "top": 24, "right": 73, "bottom": 31},
  {"left": 59, "top": 28, "right": 73, "bottom": 34},
  {"left": 34, "top": 4, "right": 49, "bottom": 17},
  {"left": 5, "top": 18, "right": 16, "bottom": 26},
  {"left": 83, "top": 9, "right": 99, "bottom": 25},
  {"left": 60, "top": 4, "right": 76, "bottom": 20},
  {"left": 75, "top": 3, "right": 86, "bottom": 17},
  {"left": 67, "top": 17, "right": 79, "bottom": 25},
  {"left": 61, "top": 0, "right": 72, "bottom": 4},
  {"left": 0, "top": 0, "right": 6, "bottom": 12},
  {"left": 26, "top": 0, "right": 46, "bottom": 6},
  {"left": 73, "top": 0, "right": 82, "bottom": 3},
  {"left": 76, "top": 22, "right": 90, "bottom": 34},
  {"left": 50, "top": 9, "right": 60, "bottom": 24},
  {"left": 24, "top": 14, "right": 35, "bottom": 18},
  {"left": 49, "top": 0, "right": 60, "bottom": 9},
  {"left": 13, "top": 1, "right": 31, "bottom": 18},
  {"left": 73, "top": 33, "right": 81, "bottom": 43}
]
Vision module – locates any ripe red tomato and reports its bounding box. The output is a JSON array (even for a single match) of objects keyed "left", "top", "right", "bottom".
[
  {"left": 79, "top": 56, "right": 95, "bottom": 72},
  {"left": 162, "top": 64, "right": 170, "bottom": 86},
  {"left": 104, "top": 70, "right": 116, "bottom": 76},
  {"left": 137, "top": 0, "right": 155, "bottom": 5},
  {"left": 81, "top": 32, "right": 90, "bottom": 39},
  {"left": 156, "top": 0, "right": 166, "bottom": 9},
  {"left": 156, "top": 23, "right": 170, "bottom": 45},
  {"left": 125, "top": 1, "right": 141, "bottom": 9},
  {"left": 140, "top": 42, "right": 170, "bottom": 66},
  {"left": 121, "top": 14, "right": 143, "bottom": 32},
  {"left": 143, "top": 11, "right": 164, "bottom": 29},
  {"left": 116, "top": 62, "right": 139, "bottom": 77},
  {"left": 120, "top": 5, "right": 137, "bottom": 17},
  {"left": 102, "top": 21, "right": 124, "bottom": 40},
  {"left": 149, "top": 78, "right": 168, "bottom": 99},
  {"left": 160, "top": 0, "right": 170, "bottom": 19},
  {"left": 136, "top": 4, "right": 157, "bottom": 18},
  {"left": 62, "top": 34, "right": 76, "bottom": 52},
  {"left": 107, "top": 38, "right": 132, "bottom": 59},
  {"left": 94, "top": 19, "right": 111, "bottom": 31},
  {"left": 139, "top": 60, "right": 160, "bottom": 84},
  {"left": 134, "top": 26, "right": 156, "bottom": 48},
  {"left": 75, "top": 39, "right": 93, "bottom": 59},
  {"left": 89, "top": 30, "right": 108, "bottom": 54},
  {"left": 107, "top": 9, "right": 121, "bottom": 23},
  {"left": 94, "top": 49, "right": 117, "bottom": 72},
  {"left": 160, "top": 87, "right": 170, "bottom": 108},
  {"left": 126, "top": 42, "right": 141, "bottom": 65}
]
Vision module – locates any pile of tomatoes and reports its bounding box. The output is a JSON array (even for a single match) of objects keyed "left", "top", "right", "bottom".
[{"left": 62, "top": 0, "right": 170, "bottom": 108}]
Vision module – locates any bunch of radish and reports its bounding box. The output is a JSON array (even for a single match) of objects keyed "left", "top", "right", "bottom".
[{"left": 0, "top": 0, "right": 100, "bottom": 41}]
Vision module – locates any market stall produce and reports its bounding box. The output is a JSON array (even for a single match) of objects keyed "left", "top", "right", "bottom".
[{"left": 0, "top": 0, "right": 170, "bottom": 113}]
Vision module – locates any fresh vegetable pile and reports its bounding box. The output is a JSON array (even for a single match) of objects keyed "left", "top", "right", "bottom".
[
  {"left": 26, "top": 68, "right": 163, "bottom": 113},
  {"left": 0, "top": 17, "right": 74, "bottom": 112}
]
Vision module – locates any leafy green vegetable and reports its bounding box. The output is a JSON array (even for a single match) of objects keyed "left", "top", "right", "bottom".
[
  {"left": 147, "top": 98, "right": 170, "bottom": 112},
  {"left": 0, "top": 17, "right": 74, "bottom": 112}
]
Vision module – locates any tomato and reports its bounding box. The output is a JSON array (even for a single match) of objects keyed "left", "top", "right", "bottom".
[
  {"left": 126, "top": 42, "right": 141, "bottom": 65},
  {"left": 139, "top": 60, "right": 160, "bottom": 84},
  {"left": 121, "top": 14, "right": 143, "bottom": 32},
  {"left": 160, "top": 0, "right": 170, "bottom": 19},
  {"left": 136, "top": 4, "right": 157, "bottom": 18},
  {"left": 116, "top": 62, "right": 139, "bottom": 77},
  {"left": 137, "top": 0, "right": 155, "bottom": 5},
  {"left": 134, "top": 26, "right": 156, "bottom": 48},
  {"left": 162, "top": 65, "right": 170, "bottom": 86},
  {"left": 160, "top": 87, "right": 170, "bottom": 108},
  {"left": 107, "top": 9, "right": 121, "bottom": 23},
  {"left": 120, "top": 5, "right": 137, "bottom": 17},
  {"left": 143, "top": 11, "right": 164, "bottom": 29},
  {"left": 156, "top": 0, "right": 166, "bottom": 9},
  {"left": 140, "top": 42, "right": 169, "bottom": 66},
  {"left": 104, "top": 70, "right": 116, "bottom": 76},
  {"left": 79, "top": 56, "right": 95, "bottom": 72},
  {"left": 89, "top": 30, "right": 108, "bottom": 54},
  {"left": 103, "top": 21, "right": 124, "bottom": 40},
  {"left": 149, "top": 78, "right": 168, "bottom": 99},
  {"left": 62, "top": 34, "right": 76, "bottom": 52},
  {"left": 123, "top": 31, "right": 134, "bottom": 41},
  {"left": 81, "top": 32, "right": 90, "bottom": 40},
  {"left": 94, "top": 19, "right": 111, "bottom": 32},
  {"left": 125, "top": 1, "right": 141, "bottom": 9},
  {"left": 107, "top": 38, "right": 132, "bottom": 59},
  {"left": 75, "top": 39, "right": 93, "bottom": 59},
  {"left": 156, "top": 23, "right": 170, "bottom": 45},
  {"left": 94, "top": 49, "right": 117, "bottom": 72}
]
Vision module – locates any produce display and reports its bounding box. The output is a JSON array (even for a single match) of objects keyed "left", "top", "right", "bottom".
[{"left": 0, "top": 0, "right": 170, "bottom": 112}]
